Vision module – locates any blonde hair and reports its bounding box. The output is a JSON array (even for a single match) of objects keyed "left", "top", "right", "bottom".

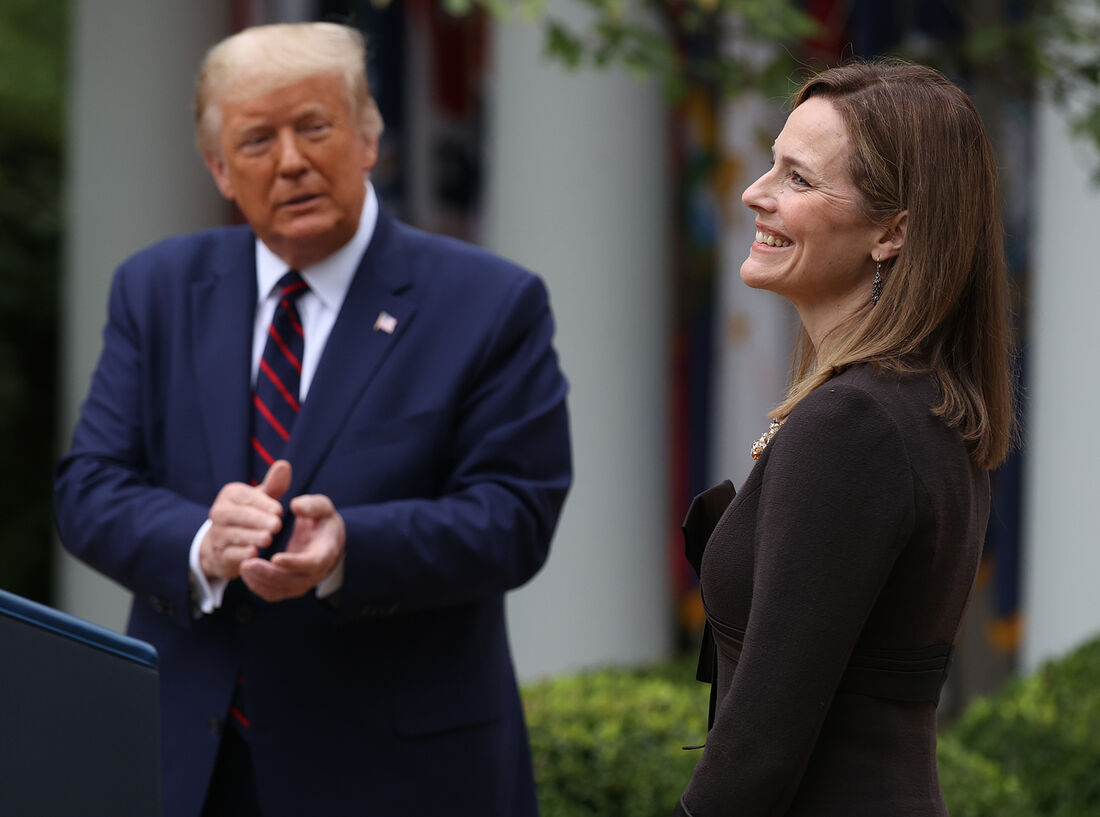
[
  {"left": 772, "top": 60, "right": 1015, "bottom": 469},
  {"left": 193, "top": 22, "right": 383, "bottom": 154}
]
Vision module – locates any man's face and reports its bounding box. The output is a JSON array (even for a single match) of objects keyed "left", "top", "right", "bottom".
[{"left": 204, "top": 74, "right": 377, "bottom": 269}]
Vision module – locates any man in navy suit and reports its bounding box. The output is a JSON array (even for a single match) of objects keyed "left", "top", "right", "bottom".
[{"left": 53, "top": 22, "right": 571, "bottom": 817}]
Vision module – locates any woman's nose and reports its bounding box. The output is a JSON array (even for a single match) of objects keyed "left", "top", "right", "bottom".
[{"left": 742, "top": 171, "right": 774, "bottom": 212}]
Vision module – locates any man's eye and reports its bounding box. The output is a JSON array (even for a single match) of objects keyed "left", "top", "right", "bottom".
[
  {"left": 241, "top": 134, "right": 272, "bottom": 150},
  {"left": 792, "top": 172, "right": 809, "bottom": 186}
]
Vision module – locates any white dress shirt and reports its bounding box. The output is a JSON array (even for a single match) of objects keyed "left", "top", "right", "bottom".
[{"left": 188, "top": 182, "right": 379, "bottom": 614}]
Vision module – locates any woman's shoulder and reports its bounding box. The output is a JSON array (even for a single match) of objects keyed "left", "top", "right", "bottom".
[
  {"left": 777, "top": 363, "right": 959, "bottom": 470},
  {"left": 796, "top": 364, "right": 937, "bottom": 424},
  {"left": 780, "top": 368, "right": 897, "bottom": 449},
  {"left": 758, "top": 367, "right": 920, "bottom": 519},
  {"left": 774, "top": 365, "right": 937, "bottom": 456}
]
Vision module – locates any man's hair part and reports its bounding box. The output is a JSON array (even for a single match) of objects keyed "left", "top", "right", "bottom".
[{"left": 193, "top": 21, "right": 384, "bottom": 155}]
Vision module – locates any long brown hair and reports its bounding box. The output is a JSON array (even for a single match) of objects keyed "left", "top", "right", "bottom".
[{"left": 771, "top": 60, "right": 1015, "bottom": 469}]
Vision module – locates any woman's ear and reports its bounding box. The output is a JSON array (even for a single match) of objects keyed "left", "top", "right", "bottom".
[{"left": 873, "top": 210, "right": 908, "bottom": 261}]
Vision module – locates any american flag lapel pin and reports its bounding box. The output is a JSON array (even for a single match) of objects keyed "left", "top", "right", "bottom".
[{"left": 374, "top": 311, "right": 398, "bottom": 334}]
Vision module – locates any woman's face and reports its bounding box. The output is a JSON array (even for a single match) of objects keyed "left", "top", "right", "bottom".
[{"left": 740, "top": 97, "right": 885, "bottom": 340}]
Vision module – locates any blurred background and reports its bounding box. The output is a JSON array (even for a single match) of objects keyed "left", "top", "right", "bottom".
[{"left": 2, "top": 0, "right": 1097, "bottom": 721}]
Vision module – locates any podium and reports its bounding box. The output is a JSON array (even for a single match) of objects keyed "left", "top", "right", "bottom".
[{"left": 0, "top": 588, "right": 160, "bottom": 816}]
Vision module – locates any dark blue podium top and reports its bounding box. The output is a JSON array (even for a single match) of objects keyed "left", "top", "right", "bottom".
[
  {"left": 0, "top": 587, "right": 157, "bottom": 668},
  {"left": 0, "top": 586, "right": 161, "bottom": 817}
]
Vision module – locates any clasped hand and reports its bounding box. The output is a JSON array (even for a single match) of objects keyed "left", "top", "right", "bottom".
[{"left": 199, "top": 460, "right": 346, "bottom": 602}]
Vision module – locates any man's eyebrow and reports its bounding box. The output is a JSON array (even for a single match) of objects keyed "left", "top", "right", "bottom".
[{"left": 294, "top": 103, "right": 336, "bottom": 119}]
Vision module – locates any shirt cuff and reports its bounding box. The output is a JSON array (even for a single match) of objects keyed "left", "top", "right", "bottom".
[
  {"left": 316, "top": 553, "right": 345, "bottom": 598},
  {"left": 189, "top": 518, "right": 228, "bottom": 616}
]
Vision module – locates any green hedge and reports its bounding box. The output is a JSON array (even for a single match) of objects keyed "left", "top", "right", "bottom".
[
  {"left": 522, "top": 634, "right": 1100, "bottom": 817},
  {"left": 935, "top": 734, "right": 1033, "bottom": 817},
  {"left": 0, "top": 0, "right": 66, "bottom": 603},
  {"left": 523, "top": 662, "right": 707, "bottom": 817},
  {"left": 945, "top": 634, "right": 1100, "bottom": 816}
]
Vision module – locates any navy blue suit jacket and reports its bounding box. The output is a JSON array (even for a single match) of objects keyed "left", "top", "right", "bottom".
[{"left": 54, "top": 210, "right": 572, "bottom": 817}]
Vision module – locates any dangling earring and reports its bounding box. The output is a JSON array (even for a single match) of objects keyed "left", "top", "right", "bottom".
[{"left": 872, "top": 260, "right": 883, "bottom": 305}]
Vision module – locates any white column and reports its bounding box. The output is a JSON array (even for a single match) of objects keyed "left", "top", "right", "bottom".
[
  {"left": 710, "top": 95, "right": 795, "bottom": 489},
  {"left": 485, "top": 6, "right": 672, "bottom": 678},
  {"left": 58, "top": 1, "right": 229, "bottom": 627},
  {"left": 1021, "top": 97, "right": 1100, "bottom": 670}
]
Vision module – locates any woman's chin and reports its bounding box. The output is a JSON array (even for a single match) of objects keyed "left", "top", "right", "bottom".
[{"left": 739, "top": 259, "right": 780, "bottom": 292}]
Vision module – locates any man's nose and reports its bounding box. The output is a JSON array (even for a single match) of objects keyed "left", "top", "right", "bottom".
[{"left": 275, "top": 130, "right": 308, "bottom": 175}]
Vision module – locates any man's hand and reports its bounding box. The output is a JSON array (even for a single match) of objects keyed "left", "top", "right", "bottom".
[
  {"left": 199, "top": 460, "right": 291, "bottom": 581},
  {"left": 240, "top": 492, "right": 346, "bottom": 603}
]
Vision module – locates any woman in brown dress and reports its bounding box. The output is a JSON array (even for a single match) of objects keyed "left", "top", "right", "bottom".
[{"left": 675, "top": 60, "right": 1015, "bottom": 816}]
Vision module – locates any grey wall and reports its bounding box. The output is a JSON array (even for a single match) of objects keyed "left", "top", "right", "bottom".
[
  {"left": 486, "top": 4, "right": 673, "bottom": 678},
  {"left": 58, "top": 0, "right": 230, "bottom": 625},
  {"left": 1022, "top": 95, "right": 1100, "bottom": 670}
]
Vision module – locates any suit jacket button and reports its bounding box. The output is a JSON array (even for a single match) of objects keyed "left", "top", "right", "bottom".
[
  {"left": 236, "top": 604, "right": 253, "bottom": 625},
  {"left": 208, "top": 717, "right": 222, "bottom": 737},
  {"left": 148, "top": 595, "right": 164, "bottom": 614}
]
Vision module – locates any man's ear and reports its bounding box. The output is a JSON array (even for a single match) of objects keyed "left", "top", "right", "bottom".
[
  {"left": 359, "top": 135, "right": 379, "bottom": 176},
  {"left": 203, "top": 151, "right": 235, "bottom": 201},
  {"left": 873, "top": 210, "right": 907, "bottom": 262}
]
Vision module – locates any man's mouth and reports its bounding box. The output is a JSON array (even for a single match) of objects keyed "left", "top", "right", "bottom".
[{"left": 281, "top": 193, "right": 320, "bottom": 208}]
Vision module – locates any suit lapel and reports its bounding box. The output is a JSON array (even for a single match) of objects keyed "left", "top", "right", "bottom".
[
  {"left": 191, "top": 230, "right": 256, "bottom": 489},
  {"left": 284, "top": 210, "right": 417, "bottom": 495}
]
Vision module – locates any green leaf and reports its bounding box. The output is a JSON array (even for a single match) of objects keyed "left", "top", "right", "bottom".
[
  {"left": 441, "top": 0, "right": 475, "bottom": 15},
  {"left": 544, "top": 20, "right": 586, "bottom": 70}
]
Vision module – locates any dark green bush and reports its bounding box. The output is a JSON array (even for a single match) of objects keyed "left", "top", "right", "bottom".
[
  {"left": 0, "top": 0, "right": 66, "bottom": 603},
  {"left": 936, "top": 733, "right": 1034, "bottom": 817},
  {"left": 523, "top": 661, "right": 707, "bottom": 817},
  {"left": 944, "top": 634, "right": 1100, "bottom": 816},
  {"left": 523, "top": 635, "right": 1100, "bottom": 817}
]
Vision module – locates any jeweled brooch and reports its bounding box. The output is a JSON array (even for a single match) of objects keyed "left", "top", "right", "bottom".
[{"left": 751, "top": 418, "right": 784, "bottom": 460}]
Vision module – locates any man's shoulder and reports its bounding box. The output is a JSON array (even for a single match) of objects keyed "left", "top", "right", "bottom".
[
  {"left": 383, "top": 216, "right": 533, "bottom": 288},
  {"left": 119, "top": 224, "right": 254, "bottom": 281}
]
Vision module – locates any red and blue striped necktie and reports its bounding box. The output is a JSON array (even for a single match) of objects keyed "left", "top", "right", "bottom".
[{"left": 250, "top": 270, "right": 308, "bottom": 483}]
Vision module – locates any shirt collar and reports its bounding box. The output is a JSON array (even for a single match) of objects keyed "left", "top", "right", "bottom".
[{"left": 255, "top": 180, "right": 379, "bottom": 308}]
